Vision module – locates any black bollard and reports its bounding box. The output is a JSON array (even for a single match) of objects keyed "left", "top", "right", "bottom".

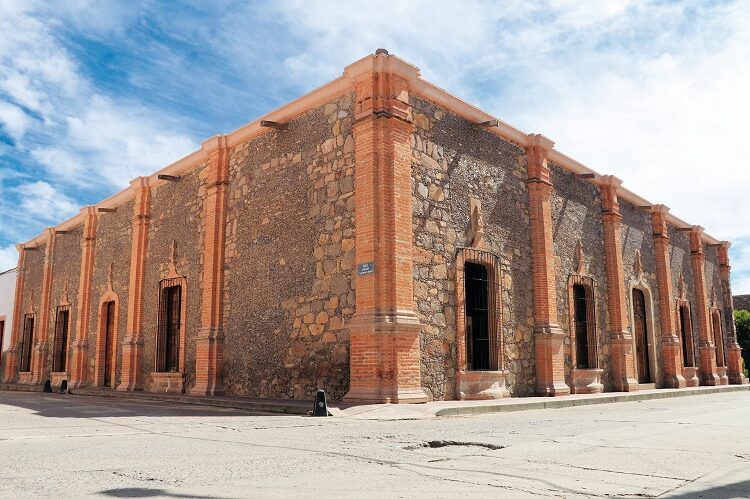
[
  {"left": 43, "top": 379, "right": 52, "bottom": 393},
  {"left": 60, "top": 380, "right": 68, "bottom": 394},
  {"left": 313, "top": 389, "right": 329, "bottom": 417}
]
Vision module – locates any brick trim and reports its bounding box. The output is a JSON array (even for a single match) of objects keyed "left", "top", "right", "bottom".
[
  {"left": 191, "top": 135, "right": 229, "bottom": 396},
  {"left": 690, "top": 226, "right": 719, "bottom": 386},
  {"left": 117, "top": 177, "right": 151, "bottom": 391},
  {"left": 69, "top": 206, "right": 97, "bottom": 388},
  {"left": 526, "top": 134, "right": 569, "bottom": 396},
  {"left": 599, "top": 176, "right": 637, "bottom": 392},
  {"left": 717, "top": 242, "right": 746, "bottom": 384},
  {"left": 344, "top": 54, "right": 428, "bottom": 404},
  {"left": 650, "top": 205, "right": 686, "bottom": 388},
  {"left": 30, "top": 228, "right": 55, "bottom": 384}
]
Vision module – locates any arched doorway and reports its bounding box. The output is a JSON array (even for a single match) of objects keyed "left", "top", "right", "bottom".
[{"left": 632, "top": 289, "right": 651, "bottom": 383}]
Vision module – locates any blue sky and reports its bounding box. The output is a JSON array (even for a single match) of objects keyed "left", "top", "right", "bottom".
[{"left": 1, "top": 0, "right": 749, "bottom": 294}]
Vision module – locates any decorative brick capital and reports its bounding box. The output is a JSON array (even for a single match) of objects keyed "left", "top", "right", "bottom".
[
  {"left": 345, "top": 52, "right": 417, "bottom": 123},
  {"left": 690, "top": 226, "right": 705, "bottom": 255},
  {"left": 599, "top": 175, "right": 623, "bottom": 215},
  {"left": 525, "top": 133, "right": 554, "bottom": 184},
  {"left": 651, "top": 204, "right": 670, "bottom": 238}
]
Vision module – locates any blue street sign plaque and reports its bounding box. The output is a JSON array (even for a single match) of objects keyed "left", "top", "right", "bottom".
[{"left": 357, "top": 262, "right": 375, "bottom": 275}]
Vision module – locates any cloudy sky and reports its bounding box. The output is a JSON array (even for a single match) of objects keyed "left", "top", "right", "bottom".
[{"left": 1, "top": 0, "right": 749, "bottom": 293}]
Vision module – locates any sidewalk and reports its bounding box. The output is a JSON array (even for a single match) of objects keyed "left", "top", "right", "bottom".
[{"left": 2, "top": 382, "right": 748, "bottom": 419}]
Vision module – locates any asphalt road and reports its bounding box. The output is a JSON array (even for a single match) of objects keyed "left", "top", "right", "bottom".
[{"left": 0, "top": 390, "right": 748, "bottom": 498}]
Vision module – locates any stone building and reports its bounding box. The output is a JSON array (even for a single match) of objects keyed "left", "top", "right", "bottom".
[
  {"left": 734, "top": 295, "right": 750, "bottom": 311},
  {"left": 1, "top": 52, "right": 745, "bottom": 402}
]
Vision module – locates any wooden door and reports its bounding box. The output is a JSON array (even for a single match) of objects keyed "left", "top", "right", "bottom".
[
  {"left": 165, "top": 286, "right": 181, "bottom": 372},
  {"left": 103, "top": 301, "right": 115, "bottom": 387},
  {"left": 20, "top": 317, "right": 33, "bottom": 372},
  {"left": 633, "top": 289, "right": 650, "bottom": 383}
]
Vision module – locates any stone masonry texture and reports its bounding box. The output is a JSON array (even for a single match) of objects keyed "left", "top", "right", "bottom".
[{"left": 4, "top": 53, "right": 741, "bottom": 401}]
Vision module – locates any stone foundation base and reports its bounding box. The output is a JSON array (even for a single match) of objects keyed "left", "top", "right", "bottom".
[
  {"left": 683, "top": 366, "right": 699, "bottom": 387},
  {"left": 147, "top": 372, "right": 184, "bottom": 394},
  {"left": 716, "top": 366, "right": 728, "bottom": 386},
  {"left": 457, "top": 370, "right": 510, "bottom": 400},
  {"left": 18, "top": 372, "right": 34, "bottom": 385},
  {"left": 50, "top": 372, "right": 68, "bottom": 388},
  {"left": 571, "top": 368, "right": 604, "bottom": 394}
]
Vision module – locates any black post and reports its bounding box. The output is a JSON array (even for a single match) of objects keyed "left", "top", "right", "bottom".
[
  {"left": 313, "top": 389, "right": 329, "bottom": 417},
  {"left": 43, "top": 379, "right": 52, "bottom": 393}
]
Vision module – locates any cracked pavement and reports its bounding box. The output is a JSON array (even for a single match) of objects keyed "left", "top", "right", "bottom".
[{"left": 0, "top": 391, "right": 748, "bottom": 498}]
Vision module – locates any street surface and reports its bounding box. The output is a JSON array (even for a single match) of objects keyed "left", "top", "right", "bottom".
[{"left": 0, "top": 391, "right": 748, "bottom": 498}]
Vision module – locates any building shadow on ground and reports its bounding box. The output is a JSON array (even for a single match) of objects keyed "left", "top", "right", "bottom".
[
  {"left": 0, "top": 391, "right": 300, "bottom": 418},
  {"left": 665, "top": 480, "right": 750, "bottom": 498},
  {"left": 100, "top": 488, "right": 228, "bottom": 498}
]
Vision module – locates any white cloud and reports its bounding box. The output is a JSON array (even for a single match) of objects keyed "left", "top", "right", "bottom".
[
  {"left": 0, "top": 100, "right": 31, "bottom": 141},
  {"left": 271, "top": 0, "right": 750, "bottom": 293},
  {"left": 0, "top": 244, "right": 19, "bottom": 272},
  {"left": 11, "top": 181, "right": 78, "bottom": 222}
]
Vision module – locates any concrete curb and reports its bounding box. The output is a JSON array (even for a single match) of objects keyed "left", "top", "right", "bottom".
[{"left": 433, "top": 385, "right": 750, "bottom": 417}]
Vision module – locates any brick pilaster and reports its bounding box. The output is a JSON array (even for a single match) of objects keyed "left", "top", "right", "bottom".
[
  {"left": 69, "top": 206, "right": 97, "bottom": 388},
  {"left": 690, "top": 226, "right": 719, "bottom": 386},
  {"left": 191, "top": 136, "right": 229, "bottom": 396},
  {"left": 717, "top": 242, "right": 746, "bottom": 384},
  {"left": 117, "top": 177, "right": 151, "bottom": 391},
  {"left": 1, "top": 244, "right": 26, "bottom": 383},
  {"left": 342, "top": 52, "right": 428, "bottom": 404},
  {"left": 29, "top": 228, "right": 55, "bottom": 384},
  {"left": 526, "top": 134, "right": 569, "bottom": 396},
  {"left": 599, "top": 176, "right": 638, "bottom": 392},
  {"left": 650, "top": 205, "right": 686, "bottom": 388}
]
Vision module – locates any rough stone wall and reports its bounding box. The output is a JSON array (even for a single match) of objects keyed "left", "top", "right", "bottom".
[
  {"left": 410, "top": 96, "right": 535, "bottom": 399},
  {"left": 223, "top": 92, "right": 355, "bottom": 400},
  {"left": 141, "top": 168, "right": 205, "bottom": 391},
  {"left": 735, "top": 295, "right": 750, "bottom": 311},
  {"left": 704, "top": 246, "right": 727, "bottom": 359},
  {"left": 669, "top": 226, "right": 699, "bottom": 362},
  {"left": 87, "top": 201, "right": 133, "bottom": 386},
  {"left": 549, "top": 165, "right": 611, "bottom": 388},
  {"left": 19, "top": 242, "right": 45, "bottom": 352},
  {"left": 619, "top": 200, "right": 663, "bottom": 383},
  {"left": 47, "top": 225, "right": 83, "bottom": 375}
]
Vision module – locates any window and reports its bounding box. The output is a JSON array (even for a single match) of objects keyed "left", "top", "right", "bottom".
[
  {"left": 712, "top": 311, "right": 725, "bottom": 368},
  {"left": 679, "top": 304, "right": 694, "bottom": 368},
  {"left": 52, "top": 308, "right": 70, "bottom": 372},
  {"left": 20, "top": 315, "right": 34, "bottom": 372},
  {"left": 465, "top": 262, "right": 491, "bottom": 370},
  {"left": 458, "top": 248, "right": 504, "bottom": 373},
  {"left": 157, "top": 284, "right": 182, "bottom": 372},
  {"left": 102, "top": 301, "right": 116, "bottom": 387},
  {"left": 568, "top": 277, "right": 597, "bottom": 370}
]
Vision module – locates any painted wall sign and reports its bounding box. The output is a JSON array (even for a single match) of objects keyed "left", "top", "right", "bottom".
[{"left": 357, "top": 262, "right": 375, "bottom": 275}]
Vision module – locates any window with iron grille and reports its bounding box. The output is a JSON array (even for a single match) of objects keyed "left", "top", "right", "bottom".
[
  {"left": 52, "top": 307, "right": 70, "bottom": 372},
  {"left": 679, "top": 304, "right": 694, "bottom": 368},
  {"left": 458, "top": 248, "right": 505, "bottom": 372},
  {"left": 569, "top": 277, "right": 597, "bottom": 370},
  {"left": 157, "top": 280, "right": 182, "bottom": 373},
  {"left": 712, "top": 310, "right": 726, "bottom": 367},
  {"left": 20, "top": 315, "right": 34, "bottom": 372}
]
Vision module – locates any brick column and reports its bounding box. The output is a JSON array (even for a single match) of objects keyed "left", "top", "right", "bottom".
[
  {"left": 117, "top": 177, "right": 151, "bottom": 391},
  {"left": 599, "top": 176, "right": 638, "bottom": 392},
  {"left": 718, "top": 242, "right": 746, "bottom": 384},
  {"left": 69, "top": 206, "right": 97, "bottom": 388},
  {"left": 650, "top": 205, "right": 686, "bottom": 388},
  {"left": 342, "top": 53, "right": 428, "bottom": 404},
  {"left": 1, "top": 244, "right": 26, "bottom": 383},
  {"left": 30, "top": 228, "right": 56, "bottom": 384},
  {"left": 526, "top": 134, "right": 569, "bottom": 396},
  {"left": 191, "top": 136, "right": 229, "bottom": 396},
  {"left": 690, "top": 226, "right": 719, "bottom": 386}
]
